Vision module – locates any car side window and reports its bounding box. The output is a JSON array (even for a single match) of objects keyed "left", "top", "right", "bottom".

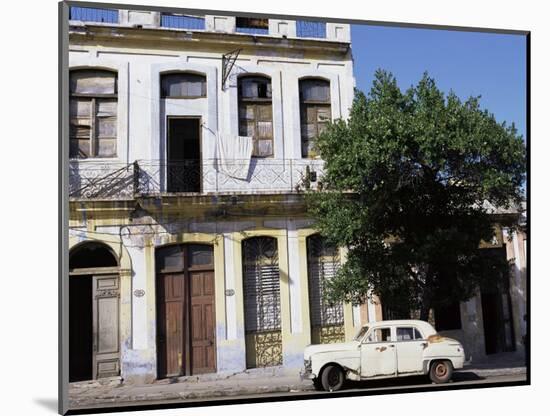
[
  {"left": 396, "top": 327, "right": 414, "bottom": 341},
  {"left": 366, "top": 327, "right": 391, "bottom": 343},
  {"left": 396, "top": 327, "right": 425, "bottom": 341}
]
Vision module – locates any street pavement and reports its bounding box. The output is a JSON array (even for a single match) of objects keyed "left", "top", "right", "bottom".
[{"left": 68, "top": 363, "right": 527, "bottom": 411}]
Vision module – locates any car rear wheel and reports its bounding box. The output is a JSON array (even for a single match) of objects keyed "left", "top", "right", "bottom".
[
  {"left": 429, "top": 360, "right": 453, "bottom": 384},
  {"left": 321, "top": 365, "right": 345, "bottom": 392}
]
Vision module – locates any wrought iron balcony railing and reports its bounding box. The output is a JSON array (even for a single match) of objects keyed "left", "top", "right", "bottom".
[{"left": 69, "top": 159, "right": 325, "bottom": 200}]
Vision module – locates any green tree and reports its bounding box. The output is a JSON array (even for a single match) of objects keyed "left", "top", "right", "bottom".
[{"left": 307, "top": 70, "right": 526, "bottom": 320}]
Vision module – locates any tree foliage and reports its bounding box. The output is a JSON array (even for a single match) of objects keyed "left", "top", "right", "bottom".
[{"left": 307, "top": 70, "right": 526, "bottom": 320}]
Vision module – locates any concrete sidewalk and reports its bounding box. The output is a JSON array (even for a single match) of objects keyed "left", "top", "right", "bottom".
[{"left": 69, "top": 362, "right": 527, "bottom": 409}]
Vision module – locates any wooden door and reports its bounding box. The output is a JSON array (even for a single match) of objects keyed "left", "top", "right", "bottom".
[
  {"left": 157, "top": 273, "right": 186, "bottom": 378},
  {"left": 190, "top": 271, "right": 216, "bottom": 374},
  {"left": 92, "top": 275, "right": 121, "bottom": 379}
]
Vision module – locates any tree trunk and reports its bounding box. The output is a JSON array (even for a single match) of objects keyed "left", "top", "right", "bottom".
[
  {"left": 419, "top": 279, "right": 433, "bottom": 322},
  {"left": 419, "top": 302, "right": 431, "bottom": 322}
]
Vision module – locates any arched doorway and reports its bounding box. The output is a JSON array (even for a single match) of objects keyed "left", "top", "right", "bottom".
[
  {"left": 69, "top": 242, "right": 120, "bottom": 382},
  {"left": 155, "top": 244, "right": 216, "bottom": 378}
]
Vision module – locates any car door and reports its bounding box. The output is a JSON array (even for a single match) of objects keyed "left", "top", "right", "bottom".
[
  {"left": 360, "top": 326, "right": 397, "bottom": 378},
  {"left": 394, "top": 326, "right": 425, "bottom": 374}
]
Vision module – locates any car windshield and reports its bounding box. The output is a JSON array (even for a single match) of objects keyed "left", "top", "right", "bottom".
[{"left": 354, "top": 326, "right": 369, "bottom": 341}]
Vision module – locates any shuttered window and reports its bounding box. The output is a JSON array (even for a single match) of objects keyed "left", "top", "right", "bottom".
[
  {"left": 238, "top": 76, "right": 274, "bottom": 157},
  {"left": 307, "top": 235, "right": 344, "bottom": 328},
  {"left": 300, "top": 79, "right": 331, "bottom": 158},
  {"left": 69, "top": 69, "right": 117, "bottom": 159},
  {"left": 242, "top": 237, "right": 281, "bottom": 332}
]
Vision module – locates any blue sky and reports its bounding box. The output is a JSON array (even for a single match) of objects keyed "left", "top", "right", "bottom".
[{"left": 351, "top": 25, "right": 527, "bottom": 139}]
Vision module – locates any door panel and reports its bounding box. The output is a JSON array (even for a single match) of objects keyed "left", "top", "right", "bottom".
[
  {"left": 157, "top": 273, "right": 186, "bottom": 378},
  {"left": 190, "top": 271, "right": 216, "bottom": 374},
  {"left": 92, "top": 275, "right": 120, "bottom": 379},
  {"left": 360, "top": 343, "right": 397, "bottom": 377},
  {"left": 395, "top": 342, "right": 424, "bottom": 373}
]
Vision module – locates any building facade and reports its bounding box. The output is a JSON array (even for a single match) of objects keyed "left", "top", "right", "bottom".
[
  {"left": 67, "top": 6, "right": 527, "bottom": 385},
  {"left": 67, "top": 6, "right": 361, "bottom": 384}
]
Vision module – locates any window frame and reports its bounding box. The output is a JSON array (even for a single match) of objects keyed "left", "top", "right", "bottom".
[
  {"left": 395, "top": 326, "right": 425, "bottom": 342},
  {"left": 299, "top": 78, "right": 331, "bottom": 158},
  {"left": 363, "top": 326, "right": 393, "bottom": 344},
  {"left": 238, "top": 75, "right": 274, "bottom": 158},
  {"left": 69, "top": 69, "right": 118, "bottom": 160},
  {"left": 160, "top": 72, "right": 207, "bottom": 99}
]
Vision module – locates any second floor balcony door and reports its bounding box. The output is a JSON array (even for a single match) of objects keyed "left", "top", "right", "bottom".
[{"left": 167, "top": 117, "right": 201, "bottom": 193}]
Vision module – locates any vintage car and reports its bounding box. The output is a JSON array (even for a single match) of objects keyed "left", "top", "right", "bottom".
[{"left": 300, "top": 319, "right": 465, "bottom": 391}]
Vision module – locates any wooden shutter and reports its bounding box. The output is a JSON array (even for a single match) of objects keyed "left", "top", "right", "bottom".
[
  {"left": 69, "top": 69, "right": 117, "bottom": 158},
  {"left": 238, "top": 77, "right": 273, "bottom": 157}
]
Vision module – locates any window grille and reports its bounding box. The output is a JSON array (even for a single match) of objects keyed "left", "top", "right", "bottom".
[{"left": 307, "top": 235, "right": 345, "bottom": 344}]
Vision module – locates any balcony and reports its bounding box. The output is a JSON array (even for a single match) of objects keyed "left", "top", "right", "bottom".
[{"left": 69, "top": 159, "right": 325, "bottom": 200}]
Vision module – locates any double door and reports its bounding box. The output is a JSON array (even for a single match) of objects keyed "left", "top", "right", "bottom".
[{"left": 156, "top": 245, "right": 216, "bottom": 378}]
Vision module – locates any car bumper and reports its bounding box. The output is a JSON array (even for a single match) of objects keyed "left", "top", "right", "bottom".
[
  {"left": 451, "top": 354, "right": 465, "bottom": 370},
  {"left": 299, "top": 369, "right": 316, "bottom": 381}
]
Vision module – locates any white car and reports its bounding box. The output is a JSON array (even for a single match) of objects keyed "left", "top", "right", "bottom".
[{"left": 300, "top": 319, "right": 465, "bottom": 391}]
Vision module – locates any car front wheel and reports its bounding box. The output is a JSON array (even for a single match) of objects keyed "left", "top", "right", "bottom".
[
  {"left": 429, "top": 360, "right": 453, "bottom": 384},
  {"left": 321, "top": 365, "right": 345, "bottom": 392},
  {"left": 312, "top": 378, "right": 323, "bottom": 391}
]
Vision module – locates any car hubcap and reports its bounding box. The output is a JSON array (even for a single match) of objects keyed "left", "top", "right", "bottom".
[
  {"left": 328, "top": 368, "right": 340, "bottom": 386},
  {"left": 435, "top": 364, "right": 447, "bottom": 378}
]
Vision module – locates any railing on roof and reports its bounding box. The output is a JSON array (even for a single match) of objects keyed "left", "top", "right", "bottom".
[
  {"left": 235, "top": 26, "right": 270, "bottom": 35},
  {"left": 296, "top": 20, "right": 326, "bottom": 39},
  {"left": 160, "top": 14, "right": 205, "bottom": 30},
  {"left": 69, "top": 6, "right": 119, "bottom": 24},
  {"left": 69, "top": 159, "right": 325, "bottom": 199}
]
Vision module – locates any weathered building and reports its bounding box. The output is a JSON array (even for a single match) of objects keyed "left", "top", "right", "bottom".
[
  {"left": 67, "top": 6, "right": 527, "bottom": 385},
  {"left": 68, "top": 6, "right": 359, "bottom": 384}
]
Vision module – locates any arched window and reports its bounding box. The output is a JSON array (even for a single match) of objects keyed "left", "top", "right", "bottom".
[
  {"left": 69, "top": 69, "right": 118, "bottom": 159},
  {"left": 238, "top": 76, "right": 274, "bottom": 157},
  {"left": 307, "top": 234, "right": 344, "bottom": 344},
  {"left": 160, "top": 73, "right": 207, "bottom": 98},
  {"left": 299, "top": 78, "right": 331, "bottom": 158},
  {"left": 242, "top": 237, "right": 282, "bottom": 368}
]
